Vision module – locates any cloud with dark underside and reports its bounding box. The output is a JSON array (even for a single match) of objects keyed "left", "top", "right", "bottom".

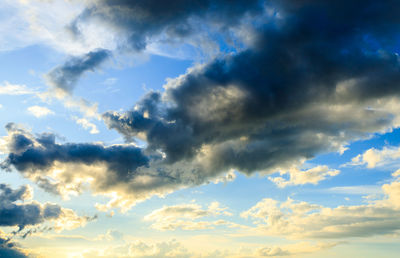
[
  {"left": 4, "top": 0, "right": 400, "bottom": 210},
  {"left": 0, "top": 236, "right": 27, "bottom": 258},
  {"left": 0, "top": 183, "right": 61, "bottom": 229},
  {"left": 0, "top": 182, "right": 95, "bottom": 237},
  {"left": 69, "top": 0, "right": 264, "bottom": 51},
  {"left": 104, "top": 0, "right": 400, "bottom": 173},
  {"left": 46, "top": 48, "right": 110, "bottom": 95}
]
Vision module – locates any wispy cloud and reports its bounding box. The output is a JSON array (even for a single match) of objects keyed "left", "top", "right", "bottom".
[{"left": 0, "top": 81, "right": 37, "bottom": 95}]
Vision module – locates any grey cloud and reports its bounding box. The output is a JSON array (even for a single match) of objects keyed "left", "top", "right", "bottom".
[
  {"left": 0, "top": 236, "right": 26, "bottom": 258},
  {"left": 0, "top": 184, "right": 61, "bottom": 229},
  {"left": 46, "top": 49, "right": 111, "bottom": 94},
  {"left": 70, "top": 0, "right": 264, "bottom": 51},
  {"left": 103, "top": 1, "right": 400, "bottom": 177},
  {"left": 4, "top": 0, "right": 400, "bottom": 209},
  {"left": 1, "top": 123, "right": 149, "bottom": 192}
]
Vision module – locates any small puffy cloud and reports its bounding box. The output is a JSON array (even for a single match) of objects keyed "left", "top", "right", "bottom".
[
  {"left": 268, "top": 165, "right": 340, "bottom": 188},
  {"left": 74, "top": 117, "right": 99, "bottom": 134},
  {"left": 144, "top": 202, "right": 234, "bottom": 231},
  {"left": 0, "top": 81, "right": 37, "bottom": 95},
  {"left": 346, "top": 146, "right": 400, "bottom": 169},
  {"left": 0, "top": 183, "right": 93, "bottom": 233},
  {"left": 27, "top": 106, "right": 54, "bottom": 118}
]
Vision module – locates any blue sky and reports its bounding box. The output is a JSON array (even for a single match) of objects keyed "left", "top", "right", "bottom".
[{"left": 1, "top": 0, "right": 400, "bottom": 257}]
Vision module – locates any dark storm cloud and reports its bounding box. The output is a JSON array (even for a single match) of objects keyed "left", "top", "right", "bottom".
[
  {"left": 70, "top": 0, "right": 264, "bottom": 51},
  {"left": 4, "top": 0, "right": 400, "bottom": 207},
  {"left": 103, "top": 0, "right": 400, "bottom": 175},
  {"left": 46, "top": 49, "right": 111, "bottom": 94},
  {"left": 0, "top": 184, "right": 61, "bottom": 229}
]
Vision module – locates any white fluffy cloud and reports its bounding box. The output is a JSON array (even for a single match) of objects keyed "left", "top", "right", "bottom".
[
  {"left": 268, "top": 165, "right": 340, "bottom": 188},
  {"left": 27, "top": 106, "right": 54, "bottom": 118},
  {"left": 346, "top": 145, "right": 400, "bottom": 169},
  {"left": 74, "top": 117, "right": 99, "bottom": 134}
]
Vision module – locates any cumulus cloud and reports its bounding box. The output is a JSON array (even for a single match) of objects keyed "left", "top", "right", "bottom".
[
  {"left": 0, "top": 123, "right": 166, "bottom": 211},
  {"left": 0, "top": 183, "right": 93, "bottom": 234},
  {"left": 144, "top": 201, "right": 234, "bottom": 231},
  {"left": 27, "top": 106, "right": 54, "bottom": 118},
  {"left": 1, "top": 123, "right": 242, "bottom": 211},
  {"left": 101, "top": 0, "right": 400, "bottom": 192},
  {"left": 241, "top": 172, "right": 400, "bottom": 239},
  {"left": 4, "top": 0, "right": 400, "bottom": 212},
  {"left": 346, "top": 145, "right": 400, "bottom": 169},
  {"left": 268, "top": 165, "right": 340, "bottom": 188}
]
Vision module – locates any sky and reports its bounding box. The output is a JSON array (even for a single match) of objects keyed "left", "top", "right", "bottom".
[{"left": 1, "top": 0, "right": 400, "bottom": 257}]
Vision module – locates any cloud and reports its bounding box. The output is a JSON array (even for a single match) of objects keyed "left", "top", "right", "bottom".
[
  {"left": 1, "top": 123, "right": 241, "bottom": 211},
  {"left": 256, "top": 241, "right": 339, "bottom": 257},
  {"left": 0, "top": 183, "right": 92, "bottom": 233},
  {"left": 45, "top": 49, "right": 111, "bottom": 96},
  {"left": 346, "top": 145, "right": 400, "bottom": 169},
  {"left": 78, "top": 238, "right": 338, "bottom": 258},
  {"left": 74, "top": 117, "right": 99, "bottom": 134},
  {"left": 325, "top": 185, "right": 383, "bottom": 195},
  {"left": 5, "top": 0, "right": 400, "bottom": 212},
  {"left": 69, "top": 0, "right": 264, "bottom": 53},
  {"left": 0, "top": 123, "right": 159, "bottom": 211},
  {"left": 27, "top": 106, "right": 54, "bottom": 118},
  {"left": 101, "top": 0, "right": 400, "bottom": 189},
  {"left": 268, "top": 165, "right": 340, "bottom": 188},
  {"left": 0, "top": 81, "right": 37, "bottom": 95},
  {"left": 144, "top": 201, "right": 234, "bottom": 231},
  {"left": 241, "top": 172, "right": 400, "bottom": 239},
  {"left": 0, "top": 233, "right": 27, "bottom": 258}
]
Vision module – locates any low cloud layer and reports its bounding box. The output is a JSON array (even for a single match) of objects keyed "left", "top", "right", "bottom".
[{"left": 242, "top": 172, "right": 400, "bottom": 239}]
